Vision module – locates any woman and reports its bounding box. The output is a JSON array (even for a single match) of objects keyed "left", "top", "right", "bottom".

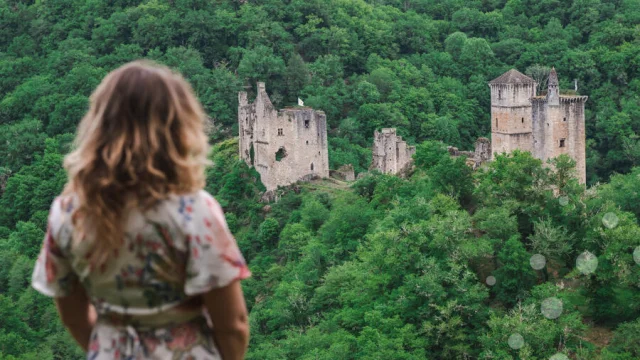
[{"left": 31, "top": 61, "right": 251, "bottom": 359}]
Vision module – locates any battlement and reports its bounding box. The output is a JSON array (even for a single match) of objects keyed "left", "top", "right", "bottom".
[{"left": 532, "top": 95, "right": 588, "bottom": 103}]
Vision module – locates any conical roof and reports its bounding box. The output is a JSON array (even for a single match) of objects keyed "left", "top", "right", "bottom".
[
  {"left": 548, "top": 67, "right": 558, "bottom": 86},
  {"left": 489, "top": 69, "right": 535, "bottom": 85}
]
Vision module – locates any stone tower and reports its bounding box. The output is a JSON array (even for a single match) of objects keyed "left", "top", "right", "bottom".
[
  {"left": 488, "top": 69, "right": 537, "bottom": 159},
  {"left": 371, "top": 128, "right": 416, "bottom": 174},
  {"left": 238, "top": 82, "right": 330, "bottom": 190},
  {"left": 531, "top": 68, "right": 588, "bottom": 183}
]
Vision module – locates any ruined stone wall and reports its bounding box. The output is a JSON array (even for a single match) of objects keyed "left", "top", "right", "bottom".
[
  {"left": 448, "top": 137, "right": 491, "bottom": 170},
  {"left": 239, "top": 82, "right": 329, "bottom": 190},
  {"left": 474, "top": 137, "right": 491, "bottom": 163},
  {"left": 371, "top": 128, "right": 416, "bottom": 174},
  {"left": 330, "top": 164, "right": 355, "bottom": 181}
]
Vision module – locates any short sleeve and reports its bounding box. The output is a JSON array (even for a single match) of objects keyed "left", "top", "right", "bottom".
[
  {"left": 184, "top": 191, "right": 251, "bottom": 296},
  {"left": 31, "top": 197, "right": 78, "bottom": 297}
]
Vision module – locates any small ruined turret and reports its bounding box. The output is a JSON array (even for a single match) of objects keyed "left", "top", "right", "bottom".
[{"left": 547, "top": 67, "right": 559, "bottom": 106}]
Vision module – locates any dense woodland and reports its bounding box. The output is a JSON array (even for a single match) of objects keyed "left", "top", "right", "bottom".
[{"left": 1, "top": 0, "right": 640, "bottom": 359}]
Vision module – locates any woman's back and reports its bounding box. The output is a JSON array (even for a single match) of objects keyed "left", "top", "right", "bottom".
[
  {"left": 33, "top": 190, "right": 250, "bottom": 358},
  {"left": 30, "top": 61, "right": 251, "bottom": 359}
]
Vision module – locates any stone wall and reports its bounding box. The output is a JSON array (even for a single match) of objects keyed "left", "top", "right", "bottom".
[
  {"left": 490, "top": 68, "right": 587, "bottom": 184},
  {"left": 239, "top": 82, "right": 330, "bottom": 190},
  {"left": 371, "top": 128, "right": 416, "bottom": 174},
  {"left": 489, "top": 82, "right": 536, "bottom": 158},
  {"left": 447, "top": 137, "right": 491, "bottom": 170},
  {"left": 532, "top": 95, "right": 588, "bottom": 183},
  {"left": 330, "top": 164, "right": 355, "bottom": 181}
]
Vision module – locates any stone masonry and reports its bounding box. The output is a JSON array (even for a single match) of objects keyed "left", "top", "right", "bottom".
[
  {"left": 489, "top": 68, "right": 587, "bottom": 183},
  {"left": 489, "top": 69, "right": 537, "bottom": 157},
  {"left": 371, "top": 128, "right": 416, "bottom": 174},
  {"left": 239, "top": 82, "right": 329, "bottom": 190},
  {"left": 447, "top": 137, "right": 491, "bottom": 170}
]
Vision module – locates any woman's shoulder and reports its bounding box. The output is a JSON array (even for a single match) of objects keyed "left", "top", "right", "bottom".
[
  {"left": 48, "top": 194, "right": 78, "bottom": 225},
  {"left": 164, "top": 189, "right": 217, "bottom": 208},
  {"left": 161, "top": 189, "right": 223, "bottom": 224},
  {"left": 45, "top": 193, "right": 79, "bottom": 249}
]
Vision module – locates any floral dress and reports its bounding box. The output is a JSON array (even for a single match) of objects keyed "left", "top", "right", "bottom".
[{"left": 32, "top": 190, "right": 251, "bottom": 360}]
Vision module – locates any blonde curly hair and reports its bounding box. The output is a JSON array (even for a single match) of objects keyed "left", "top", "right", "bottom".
[{"left": 64, "top": 60, "right": 209, "bottom": 266}]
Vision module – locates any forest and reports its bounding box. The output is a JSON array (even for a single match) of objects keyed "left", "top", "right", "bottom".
[{"left": 1, "top": 0, "right": 639, "bottom": 359}]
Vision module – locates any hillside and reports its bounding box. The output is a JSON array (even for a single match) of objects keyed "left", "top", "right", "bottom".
[{"left": 1, "top": 0, "right": 640, "bottom": 359}]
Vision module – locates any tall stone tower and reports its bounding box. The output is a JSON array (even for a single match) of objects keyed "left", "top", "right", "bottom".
[
  {"left": 239, "top": 82, "right": 330, "bottom": 190},
  {"left": 488, "top": 69, "right": 537, "bottom": 159},
  {"left": 371, "top": 128, "right": 416, "bottom": 174},
  {"left": 531, "top": 68, "right": 588, "bottom": 183}
]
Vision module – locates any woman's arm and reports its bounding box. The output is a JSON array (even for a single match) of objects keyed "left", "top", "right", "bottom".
[
  {"left": 203, "top": 280, "right": 250, "bottom": 360},
  {"left": 54, "top": 284, "right": 96, "bottom": 352}
]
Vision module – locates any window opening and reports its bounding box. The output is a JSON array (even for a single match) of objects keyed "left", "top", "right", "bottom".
[
  {"left": 277, "top": 128, "right": 283, "bottom": 136},
  {"left": 304, "top": 120, "right": 310, "bottom": 128},
  {"left": 563, "top": 117, "right": 567, "bottom": 122},
  {"left": 310, "top": 163, "right": 314, "bottom": 171},
  {"left": 306, "top": 140, "right": 309, "bottom": 145},
  {"left": 521, "top": 117, "right": 524, "bottom": 123},
  {"left": 498, "top": 89, "right": 502, "bottom": 99},
  {"left": 559, "top": 139, "right": 566, "bottom": 148},
  {"left": 275, "top": 147, "right": 287, "bottom": 161},
  {"left": 495, "top": 118, "right": 498, "bottom": 127}
]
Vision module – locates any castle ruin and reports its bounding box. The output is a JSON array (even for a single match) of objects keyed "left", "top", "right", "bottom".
[
  {"left": 239, "top": 82, "right": 329, "bottom": 190},
  {"left": 489, "top": 68, "right": 587, "bottom": 183},
  {"left": 447, "top": 137, "right": 492, "bottom": 170},
  {"left": 371, "top": 128, "right": 416, "bottom": 174}
]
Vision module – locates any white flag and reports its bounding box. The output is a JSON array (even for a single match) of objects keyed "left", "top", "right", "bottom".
[{"left": 298, "top": 98, "right": 304, "bottom": 106}]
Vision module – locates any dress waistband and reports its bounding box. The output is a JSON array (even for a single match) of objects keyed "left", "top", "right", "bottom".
[
  {"left": 94, "top": 296, "right": 206, "bottom": 330},
  {"left": 91, "top": 314, "right": 212, "bottom": 358}
]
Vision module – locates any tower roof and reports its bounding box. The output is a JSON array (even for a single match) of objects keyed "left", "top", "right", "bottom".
[
  {"left": 548, "top": 67, "right": 558, "bottom": 86},
  {"left": 489, "top": 69, "right": 535, "bottom": 85}
]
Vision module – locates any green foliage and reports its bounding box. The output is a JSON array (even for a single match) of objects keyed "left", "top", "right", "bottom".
[
  {"left": 2, "top": 0, "right": 640, "bottom": 358},
  {"left": 492, "top": 236, "right": 537, "bottom": 306},
  {"left": 605, "top": 318, "right": 640, "bottom": 358},
  {"left": 413, "top": 140, "right": 448, "bottom": 169}
]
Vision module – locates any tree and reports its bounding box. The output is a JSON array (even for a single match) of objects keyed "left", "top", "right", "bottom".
[
  {"left": 299, "top": 197, "right": 330, "bottom": 232},
  {"left": 492, "top": 236, "right": 537, "bottom": 306},
  {"left": 284, "top": 53, "right": 310, "bottom": 104},
  {"left": 258, "top": 218, "right": 280, "bottom": 250},
  {"left": 605, "top": 318, "right": 640, "bottom": 358},
  {"left": 526, "top": 64, "right": 551, "bottom": 94}
]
